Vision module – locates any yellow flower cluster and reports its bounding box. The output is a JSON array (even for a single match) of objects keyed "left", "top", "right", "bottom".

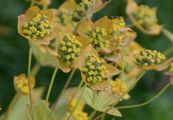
[
  {"left": 169, "top": 63, "right": 173, "bottom": 73},
  {"left": 22, "top": 14, "right": 52, "bottom": 41},
  {"left": 132, "top": 5, "right": 158, "bottom": 30},
  {"left": 136, "top": 50, "right": 166, "bottom": 66},
  {"left": 68, "top": 99, "right": 88, "bottom": 120},
  {"left": 81, "top": 55, "right": 106, "bottom": 83},
  {"left": 73, "top": 109, "right": 89, "bottom": 120},
  {"left": 72, "top": 0, "right": 96, "bottom": 21},
  {"left": 111, "top": 79, "right": 127, "bottom": 97},
  {"left": 69, "top": 98, "right": 85, "bottom": 111},
  {"left": 60, "top": 35, "right": 81, "bottom": 65},
  {"left": 57, "top": 9, "right": 74, "bottom": 26},
  {"left": 14, "top": 74, "right": 35, "bottom": 95},
  {"left": 110, "top": 17, "right": 125, "bottom": 34},
  {"left": 86, "top": 27, "right": 109, "bottom": 50}
]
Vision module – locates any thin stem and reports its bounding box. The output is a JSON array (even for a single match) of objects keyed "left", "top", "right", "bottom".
[
  {"left": 30, "top": 1, "right": 35, "bottom": 7},
  {"left": 45, "top": 67, "right": 58, "bottom": 103},
  {"left": 162, "top": 28, "right": 173, "bottom": 43},
  {"left": 53, "top": 69, "right": 76, "bottom": 109},
  {"left": 116, "top": 83, "right": 170, "bottom": 109},
  {"left": 27, "top": 47, "right": 35, "bottom": 120},
  {"left": 101, "top": 113, "right": 106, "bottom": 120},
  {"left": 68, "top": 80, "right": 84, "bottom": 106},
  {"left": 67, "top": 84, "right": 87, "bottom": 120},
  {"left": 89, "top": 110, "right": 97, "bottom": 120}
]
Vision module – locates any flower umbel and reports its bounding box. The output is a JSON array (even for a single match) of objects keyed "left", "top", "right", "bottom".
[
  {"left": 72, "top": 0, "right": 96, "bottom": 21},
  {"left": 22, "top": 14, "right": 52, "bottom": 41},
  {"left": 132, "top": 5, "right": 158, "bottom": 31},
  {"left": 73, "top": 109, "right": 89, "bottom": 120},
  {"left": 136, "top": 50, "right": 166, "bottom": 66},
  {"left": 59, "top": 34, "right": 81, "bottom": 66},
  {"left": 110, "top": 17, "right": 125, "bottom": 35},
  {"left": 81, "top": 54, "right": 106, "bottom": 83},
  {"left": 86, "top": 27, "right": 109, "bottom": 50},
  {"left": 111, "top": 79, "right": 127, "bottom": 97},
  {"left": 14, "top": 74, "right": 35, "bottom": 95},
  {"left": 57, "top": 9, "right": 74, "bottom": 26}
]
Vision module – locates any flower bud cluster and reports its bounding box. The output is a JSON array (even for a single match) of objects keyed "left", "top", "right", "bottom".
[
  {"left": 60, "top": 35, "right": 81, "bottom": 65},
  {"left": 68, "top": 99, "right": 88, "bottom": 120},
  {"left": 22, "top": 14, "right": 52, "bottom": 40},
  {"left": 57, "top": 9, "right": 74, "bottom": 26},
  {"left": 14, "top": 74, "right": 35, "bottom": 95},
  {"left": 86, "top": 27, "right": 109, "bottom": 50},
  {"left": 111, "top": 79, "right": 127, "bottom": 97},
  {"left": 110, "top": 17, "right": 125, "bottom": 34},
  {"left": 136, "top": 50, "right": 166, "bottom": 66},
  {"left": 72, "top": 0, "right": 96, "bottom": 21},
  {"left": 132, "top": 5, "right": 158, "bottom": 30},
  {"left": 81, "top": 55, "right": 106, "bottom": 83}
]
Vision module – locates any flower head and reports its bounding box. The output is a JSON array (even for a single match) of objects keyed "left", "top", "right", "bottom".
[
  {"left": 18, "top": 6, "right": 55, "bottom": 45},
  {"left": 86, "top": 27, "right": 110, "bottom": 51},
  {"left": 79, "top": 45, "right": 120, "bottom": 90},
  {"left": 57, "top": 34, "right": 89, "bottom": 73},
  {"left": 110, "top": 79, "right": 127, "bottom": 97},
  {"left": 57, "top": 9, "right": 74, "bottom": 26},
  {"left": 14, "top": 74, "right": 35, "bottom": 95},
  {"left": 110, "top": 17, "right": 125, "bottom": 35},
  {"left": 126, "top": 0, "right": 161, "bottom": 35},
  {"left": 81, "top": 54, "right": 106, "bottom": 83},
  {"left": 136, "top": 50, "right": 166, "bottom": 67},
  {"left": 72, "top": 0, "right": 96, "bottom": 21},
  {"left": 22, "top": 14, "right": 52, "bottom": 41},
  {"left": 59, "top": 34, "right": 81, "bottom": 66},
  {"left": 73, "top": 109, "right": 89, "bottom": 120}
]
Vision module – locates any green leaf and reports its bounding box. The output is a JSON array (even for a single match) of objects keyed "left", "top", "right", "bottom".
[
  {"left": 1, "top": 88, "right": 44, "bottom": 120},
  {"left": 83, "top": 87, "right": 122, "bottom": 117}
]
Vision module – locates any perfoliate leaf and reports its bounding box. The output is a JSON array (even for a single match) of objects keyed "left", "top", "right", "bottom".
[{"left": 83, "top": 87, "right": 122, "bottom": 117}]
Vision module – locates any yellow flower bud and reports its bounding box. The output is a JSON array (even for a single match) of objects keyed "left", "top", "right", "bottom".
[{"left": 14, "top": 74, "right": 35, "bottom": 95}]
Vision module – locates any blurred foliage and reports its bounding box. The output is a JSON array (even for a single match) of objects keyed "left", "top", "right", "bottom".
[{"left": 0, "top": 0, "right": 173, "bottom": 120}]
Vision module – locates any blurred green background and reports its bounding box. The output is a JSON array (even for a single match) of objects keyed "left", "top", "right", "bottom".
[{"left": 0, "top": 0, "right": 173, "bottom": 120}]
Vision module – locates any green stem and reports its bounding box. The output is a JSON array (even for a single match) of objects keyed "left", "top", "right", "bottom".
[
  {"left": 89, "top": 110, "right": 97, "bottom": 120},
  {"left": 45, "top": 67, "right": 58, "bottom": 103},
  {"left": 53, "top": 69, "right": 76, "bottom": 110},
  {"left": 162, "top": 28, "right": 173, "bottom": 43},
  {"left": 116, "top": 83, "right": 170, "bottom": 109},
  {"left": 30, "top": 1, "right": 35, "bottom": 7},
  {"left": 101, "top": 113, "right": 106, "bottom": 120},
  {"left": 27, "top": 47, "right": 35, "bottom": 120},
  {"left": 67, "top": 84, "right": 87, "bottom": 120}
]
